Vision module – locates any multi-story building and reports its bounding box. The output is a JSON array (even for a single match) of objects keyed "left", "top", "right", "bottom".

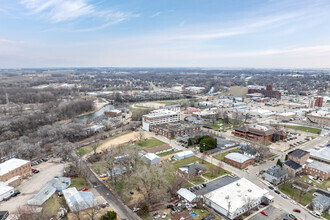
[
  {"left": 314, "top": 96, "right": 324, "bottom": 107},
  {"left": 248, "top": 84, "right": 281, "bottom": 99},
  {"left": 142, "top": 109, "right": 180, "bottom": 131},
  {"left": 306, "top": 112, "right": 330, "bottom": 127},
  {"left": 303, "top": 161, "right": 330, "bottom": 180},
  {"left": 265, "top": 165, "right": 288, "bottom": 185},
  {"left": 288, "top": 149, "right": 310, "bottom": 165},
  {"left": 149, "top": 122, "right": 200, "bottom": 138},
  {"left": 232, "top": 124, "right": 287, "bottom": 143},
  {"left": 0, "top": 158, "right": 31, "bottom": 187}
]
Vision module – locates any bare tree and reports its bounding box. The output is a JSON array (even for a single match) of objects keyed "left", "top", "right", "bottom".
[
  {"left": 217, "top": 160, "right": 223, "bottom": 174},
  {"left": 137, "top": 130, "right": 145, "bottom": 142},
  {"left": 85, "top": 207, "right": 100, "bottom": 220},
  {"left": 201, "top": 152, "right": 207, "bottom": 164}
]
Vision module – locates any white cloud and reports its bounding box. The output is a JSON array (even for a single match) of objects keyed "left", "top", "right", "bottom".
[
  {"left": 20, "top": 0, "right": 136, "bottom": 25},
  {"left": 151, "top": 11, "right": 160, "bottom": 17}
]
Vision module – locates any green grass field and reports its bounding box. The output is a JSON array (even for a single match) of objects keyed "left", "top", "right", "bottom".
[
  {"left": 157, "top": 150, "right": 182, "bottom": 157},
  {"left": 137, "top": 138, "right": 165, "bottom": 148},
  {"left": 284, "top": 125, "right": 321, "bottom": 134},
  {"left": 190, "top": 176, "right": 205, "bottom": 184},
  {"left": 70, "top": 177, "right": 90, "bottom": 190},
  {"left": 173, "top": 156, "right": 230, "bottom": 180},
  {"left": 92, "top": 161, "right": 108, "bottom": 175},
  {"left": 44, "top": 195, "right": 62, "bottom": 216},
  {"left": 278, "top": 182, "right": 315, "bottom": 206},
  {"left": 298, "top": 174, "right": 330, "bottom": 191}
]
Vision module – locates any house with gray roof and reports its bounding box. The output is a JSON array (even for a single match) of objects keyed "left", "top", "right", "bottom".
[
  {"left": 312, "top": 195, "right": 330, "bottom": 213},
  {"left": 178, "top": 162, "right": 207, "bottom": 178},
  {"left": 265, "top": 165, "right": 288, "bottom": 185}
]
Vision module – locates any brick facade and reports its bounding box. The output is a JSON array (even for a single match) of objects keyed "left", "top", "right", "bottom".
[
  {"left": 224, "top": 157, "right": 254, "bottom": 169},
  {"left": 0, "top": 161, "right": 31, "bottom": 187}
]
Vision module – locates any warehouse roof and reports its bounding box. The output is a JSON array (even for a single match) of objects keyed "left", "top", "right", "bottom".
[
  {"left": 204, "top": 178, "right": 268, "bottom": 214},
  {"left": 177, "top": 188, "right": 196, "bottom": 203},
  {"left": 284, "top": 160, "right": 302, "bottom": 170},
  {"left": 0, "top": 158, "right": 30, "bottom": 176},
  {"left": 224, "top": 152, "right": 251, "bottom": 163},
  {"left": 288, "top": 149, "right": 309, "bottom": 158},
  {"left": 305, "top": 161, "right": 330, "bottom": 173}
]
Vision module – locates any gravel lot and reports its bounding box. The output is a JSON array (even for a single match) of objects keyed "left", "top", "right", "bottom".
[{"left": 0, "top": 158, "right": 66, "bottom": 214}]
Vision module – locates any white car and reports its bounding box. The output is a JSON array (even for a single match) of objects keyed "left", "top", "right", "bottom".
[
  {"left": 162, "top": 212, "right": 167, "bottom": 219},
  {"left": 100, "top": 174, "right": 107, "bottom": 178},
  {"left": 310, "top": 211, "right": 321, "bottom": 218},
  {"left": 290, "top": 200, "right": 297, "bottom": 205}
]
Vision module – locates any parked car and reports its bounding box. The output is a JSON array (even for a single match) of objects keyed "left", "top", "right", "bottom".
[
  {"left": 153, "top": 212, "right": 160, "bottom": 219},
  {"left": 202, "top": 183, "right": 207, "bottom": 187},
  {"left": 12, "top": 191, "right": 21, "bottom": 197},
  {"left": 274, "top": 190, "right": 280, "bottom": 194},
  {"left": 290, "top": 200, "right": 297, "bottom": 205},
  {"left": 268, "top": 186, "right": 274, "bottom": 190},
  {"left": 309, "top": 211, "right": 321, "bottom": 218},
  {"left": 171, "top": 207, "right": 177, "bottom": 212},
  {"left": 167, "top": 204, "right": 174, "bottom": 209},
  {"left": 281, "top": 194, "right": 288, "bottom": 199},
  {"left": 133, "top": 207, "right": 140, "bottom": 212},
  {"left": 288, "top": 214, "right": 297, "bottom": 220},
  {"left": 130, "top": 191, "right": 134, "bottom": 195},
  {"left": 100, "top": 174, "right": 107, "bottom": 178},
  {"left": 161, "top": 212, "right": 167, "bottom": 219},
  {"left": 81, "top": 188, "right": 88, "bottom": 191},
  {"left": 293, "top": 209, "right": 301, "bottom": 213},
  {"left": 261, "top": 211, "right": 268, "bottom": 216}
]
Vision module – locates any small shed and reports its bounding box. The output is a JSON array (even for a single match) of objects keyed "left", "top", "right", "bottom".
[
  {"left": 143, "top": 153, "right": 161, "bottom": 165},
  {"left": 174, "top": 150, "right": 194, "bottom": 160}
]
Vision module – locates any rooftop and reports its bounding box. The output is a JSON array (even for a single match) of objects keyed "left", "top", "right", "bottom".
[
  {"left": 288, "top": 149, "right": 309, "bottom": 158},
  {"left": 0, "top": 158, "right": 30, "bottom": 176},
  {"left": 204, "top": 178, "right": 268, "bottom": 214},
  {"left": 266, "top": 165, "right": 288, "bottom": 178},
  {"left": 178, "top": 162, "right": 207, "bottom": 175},
  {"left": 63, "top": 187, "right": 97, "bottom": 212},
  {"left": 177, "top": 188, "right": 196, "bottom": 202},
  {"left": 144, "top": 109, "right": 178, "bottom": 118},
  {"left": 224, "top": 152, "right": 252, "bottom": 163},
  {"left": 0, "top": 182, "right": 14, "bottom": 195},
  {"left": 309, "top": 147, "right": 330, "bottom": 162},
  {"left": 284, "top": 160, "right": 302, "bottom": 170},
  {"left": 312, "top": 195, "right": 330, "bottom": 207},
  {"left": 305, "top": 161, "right": 330, "bottom": 173},
  {"left": 143, "top": 153, "right": 160, "bottom": 161}
]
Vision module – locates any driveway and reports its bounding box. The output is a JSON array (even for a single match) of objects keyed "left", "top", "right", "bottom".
[{"left": 0, "top": 159, "right": 66, "bottom": 213}]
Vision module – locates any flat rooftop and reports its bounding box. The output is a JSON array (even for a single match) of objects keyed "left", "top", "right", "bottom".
[
  {"left": 144, "top": 109, "right": 178, "bottom": 118},
  {"left": 204, "top": 178, "right": 268, "bottom": 213},
  {"left": 195, "top": 175, "right": 239, "bottom": 196},
  {"left": 0, "top": 158, "right": 30, "bottom": 176}
]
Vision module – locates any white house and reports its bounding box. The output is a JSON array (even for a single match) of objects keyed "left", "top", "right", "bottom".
[
  {"left": 142, "top": 109, "right": 180, "bottom": 131},
  {"left": 142, "top": 153, "right": 161, "bottom": 165}
]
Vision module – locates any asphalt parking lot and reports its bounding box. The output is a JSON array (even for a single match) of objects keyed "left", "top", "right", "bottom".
[
  {"left": 249, "top": 205, "right": 287, "bottom": 220},
  {"left": 0, "top": 158, "right": 66, "bottom": 213}
]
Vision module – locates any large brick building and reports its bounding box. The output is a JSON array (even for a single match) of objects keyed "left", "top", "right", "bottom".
[
  {"left": 288, "top": 149, "right": 310, "bottom": 165},
  {"left": 248, "top": 84, "right": 281, "bottom": 99},
  {"left": 0, "top": 158, "right": 31, "bottom": 187},
  {"left": 224, "top": 152, "right": 254, "bottom": 169},
  {"left": 149, "top": 122, "right": 200, "bottom": 138},
  {"left": 232, "top": 124, "right": 286, "bottom": 143},
  {"left": 303, "top": 161, "right": 330, "bottom": 180}
]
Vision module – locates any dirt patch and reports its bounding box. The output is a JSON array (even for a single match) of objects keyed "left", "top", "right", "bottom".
[{"left": 96, "top": 131, "right": 152, "bottom": 153}]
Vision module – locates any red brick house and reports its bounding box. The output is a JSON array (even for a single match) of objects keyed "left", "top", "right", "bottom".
[{"left": 224, "top": 152, "right": 254, "bottom": 169}]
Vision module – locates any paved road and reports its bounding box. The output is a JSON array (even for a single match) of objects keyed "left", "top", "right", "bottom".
[
  {"left": 73, "top": 156, "right": 141, "bottom": 220},
  {"left": 151, "top": 132, "right": 324, "bottom": 220}
]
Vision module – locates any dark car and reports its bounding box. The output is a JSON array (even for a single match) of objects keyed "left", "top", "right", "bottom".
[
  {"left": 274, "top": 189, "right": 281, "bottom": 194},
  {"left": 12, "top": 191, "right": 21, "bottom": 197},
  {"left": 167, "top": 204, "right": 174, "bottom": 209},
  {"left": 268, "top": 186, "right": 274, "bottom": 190},
  {"left": 171, "top": 206, "right": 177, "bottom": 212},
  {"left": 202, "top": 183, "right": 207, "bottom": 187}
]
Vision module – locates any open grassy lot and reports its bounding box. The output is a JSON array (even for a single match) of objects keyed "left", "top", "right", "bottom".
[
  {"left": 137, "top": 137, "right": 165, "bottom": 148},
  {"left": 77, "top": 131, "right": 131, "bottom": 156},
  {"left": 213, "top": 148, "right": 239, "bottom": 161},
  {"left": 192, "top": 209, "right": 221, "bottom": 220},
  {"left": 70, "top": 177, "right": 90, "bottom": 190},
  {"left": 44, "top": 195, "right": 62, "bottom": 216},
  {"left": 284, "top": 125, "right": 321, "bottom": 134},
  {"left": 298, "top": 174, "right": 330, "bottom": 191},
  {"left": 157, "top": 150, "right": 182, "bottom": 157},
  {"left": 278, "top": 182, "right": 315, "bottom": 206},
  {"left": 322, "top": 212, "right": 330, "bottom": 219},
  {"left": 92, "top": 161, "right": 108, "bottom": 175},
  {"left": 190, "top": 176, "right": 205, "bottom": 185},
  {"left": 209, "top": 120, "right": 224, "bottom": 129},
  {"left": 173, "top": 156, "right": 230, "bottom": 180}
]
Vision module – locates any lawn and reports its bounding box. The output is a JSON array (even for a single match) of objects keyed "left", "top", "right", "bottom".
[
  {"left": 44, "top": 195, "right": 62, "bottom": 216},
  {"left": 173, "top": 156, "right": 230, "bottom": 180},
  {"left": 92, "top": 161, "right": 108, "bottom": 175},
  {"left": 278, "top": 182, "right": 315, "bottom": 206},
  {"left": 209, "top": 121, "right": 223, "bottom": 129},
  {"left": 213, "top": 148, "right": 239, "bottom": 161},
  {"left": 322, "top": 212, "right": 330, "bottom": 220},
  {"left": 70, "top": 177, "right": 90, "bottom": 190},
  {"left": 202, "top": 169, "right": 231, "bottom": 180},
  {"left": 190, "top": 176, "right": 205, "bottom": 185},
  {"left": 298, "top": 174, "right": 330, "bottom": 191},
  {"left": 77, "top": 145, "right": 92, "bottom": 156},
  {"left": 157, "top": 150, "right": 182, "bottom": 157},
  {"left": 284, "top": 125, "right": 321, "bottom": 134},
  {"left": 137, "top": 138, "right": 165, "bottom": 148},
  {"left": 192, "top": 209, "right": 221, "bottom": 220}
]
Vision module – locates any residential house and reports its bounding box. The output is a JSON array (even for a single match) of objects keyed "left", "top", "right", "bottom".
[
  {"left": 292, "top": 180, "right": 313, "bottom": 192},
  {"left": 178, "top": 162, "right": 207, "bottom": 178},
  {"left": 312, "top": 195, "right": 330, "bottom": 213},
  {"left": 265, "top": 165, "right": 288, "bottom": 185},
  {"left": 224, "top": 152, "right": 254, "bottom": 169}
]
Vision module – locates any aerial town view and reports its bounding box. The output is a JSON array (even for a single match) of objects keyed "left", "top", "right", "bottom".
[{"left": 0, "top": 1, "right": 330, "bottom": 220}]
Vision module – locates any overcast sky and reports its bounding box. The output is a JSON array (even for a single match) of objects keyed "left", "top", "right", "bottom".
[{"left": 1, "top": 0, "right": 330, "bottom": 68}]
